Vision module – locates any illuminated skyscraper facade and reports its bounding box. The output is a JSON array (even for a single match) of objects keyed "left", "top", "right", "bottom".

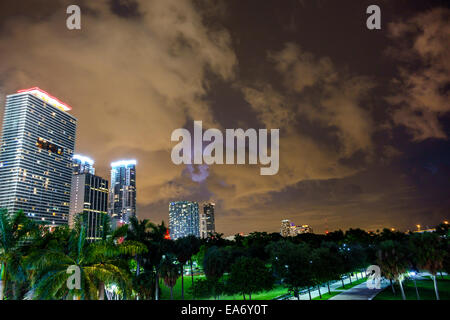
[
  {"left": 72, "top": 154, "right": 95, "bottom": 175},
  {"left": 69, "top": 155, "right": 109, "bottom": 242},
  {"left": 200, "top": 202, "right": 215, "bottom": 238},
  {"left": 0, "top": 88, "right": 77, "bottom": 225},
  {"left": 281, "top": 219, "right": 291, "bottom": 237},
  {"left": 169, "top": 201, "right": 200, "bottom": 240},
  {"left": 108, "top": 160, "right": 137, "bottom": 225},
  {"left": 280, "top": 219, "right": 313, "bottom": 236}
]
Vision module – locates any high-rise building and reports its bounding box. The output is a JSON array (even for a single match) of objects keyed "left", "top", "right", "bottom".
[
  {"left": 108, "top": 160, "right": 137, "bottom": 225},
  {"left": 281, "top": 219, "right": 291, "bottom": 237},
  {"left": 281, "top": 220, "right": 313, "bottom": 236},
  {"left": 72, "top": 154, "right": 95, "bottom": 175},
  {"left": 200, "top": 202, "right": 215, "bottom": 238},
  {"left": 169, "top": 201, "right": 200, "bottom": 240},
  {"left": 69, "top": 155, "right": 109, "bottom": 241},
  {"left": 297, "top": 225, "right": 313, "bottom": 234},
  {"left": 0, "top": 87, "right": 76, "bottom": 226}
]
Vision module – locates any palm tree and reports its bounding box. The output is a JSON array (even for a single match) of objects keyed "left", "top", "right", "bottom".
[
  {"left": 0, "top": 209, "right": 40, "bottom": 300},
  {"left": 202, "top": 246, "right": 227, "bottom": 300},
  {"left": 127, "top": 218, "right": 172, "bottom": 300},
  {"left": 410, "top": 232, "right": 446, "bottom": 300},
  {"left": 27, "top": 222, "right": 142, "bottom": 300},
  {"left": 126, "top": 217, "right": 174, "bottom": 300},
  {"left": 126, "top": 216, "right": 156, "bottom": 300},
  {"left": 160, "top": 254, "right": 180, "bottom": 299},
  {"left": 187, "top": 235, "right": 201, "bottom": 287},
  {"left": 174, "top": 236, "right": 202, "bottom": 299},
  {"left": 174, "top": 237, "right": 191, "bottom": 299},
  {"left": 176, "top": 235, "right": 200, "bottom": 289},
  {"left": 147, "top": 221, "right": 171, "bottom": 300},
  {"left": 126, "top": 216, "right": 152, "bottom": 278},
  {"left": 376, "top": 240, "right": 409, "bottom": 300},
  {"left": 133, "top": 272, "right": 155, "bottom": 300},
  {"left": 86, "top": 226, "right": 147, "bottom": 299}
]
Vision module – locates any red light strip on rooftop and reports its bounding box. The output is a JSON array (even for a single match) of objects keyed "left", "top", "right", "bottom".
[{"left": 17, "top": 87, "right": 72, "bottom": 111}]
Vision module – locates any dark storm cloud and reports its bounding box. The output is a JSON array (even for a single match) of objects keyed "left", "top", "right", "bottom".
[
  {"left": 0, "top": 0, "right": 237, "bottom": 206},
  {"left": 387, "top": 8, "right": 450, "bottom": 140},
  {"left": 109, "top": 0, "right": 141, "bottom": 18}
]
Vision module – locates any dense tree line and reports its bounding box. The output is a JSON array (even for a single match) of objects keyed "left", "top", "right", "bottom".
[{"left": 0, "top": 208, "right": 449, "bottom": 300}]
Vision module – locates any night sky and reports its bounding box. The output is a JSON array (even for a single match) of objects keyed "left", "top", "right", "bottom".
[{"left": 0, "top": 0, "right": 449, "bottom": 235}]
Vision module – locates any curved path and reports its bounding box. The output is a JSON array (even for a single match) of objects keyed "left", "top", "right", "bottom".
[{"left": 329, "top": 280, "right": 390, "bottom": 300}]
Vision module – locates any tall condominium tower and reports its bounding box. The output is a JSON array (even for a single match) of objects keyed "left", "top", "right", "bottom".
[
  {"left": 0, "top": 88, "right": 76, "bottom": 226},
  {"left": 69, "top": 155, "right": 109, "bottom": 242},
  {"left": 280, "top": 219, "right": 291, "bottom": 237},
  {"left": 169, "top": 201, "right": 200, "bottom": 240},
  {"left": 200, "top": 202, "right": 215, "bottom": 238},
  {"left": 108, "top": 160, "right": 137, "bottom": 225},
  {"left": 72, "top": 154, "right": 95, "bottom": 175}
]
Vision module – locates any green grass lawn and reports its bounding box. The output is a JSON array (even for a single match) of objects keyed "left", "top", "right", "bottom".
[
  {"left": 312, "top": 291, "right": 342, "bottom": 300},
  {"left": 158, "top": 273, "right": 381, "bottom": 300},
  {"left": 335, "top": 277, "right": 368, "bottom": 290},
  {"left": 159, "top": 275, "right": 289, "bottom": 300},
  {"left": 374, "top": 277, "right": 450, "bottom": 300},
  {"left": 214, "top": 285, "right": 288, "bottom": 300},
  {"left": 159, "top": 274, "right": 204, "bottom": 300}
]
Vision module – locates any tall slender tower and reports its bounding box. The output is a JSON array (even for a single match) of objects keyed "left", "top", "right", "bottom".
[
  {"left": 0, "top": 87, "right": 77, "bottom": 226},
  {"left": 200, "top": 202, "right": 215, "bottom": 238},
  {"left": 108, "top": 160, "right": 137, "bottom": 226},
  {"left": 69, "top": 155, "right": 109, "bottom": 242},
  {"left": 281, "top": 219, "right": 291, "bottom": 237}
]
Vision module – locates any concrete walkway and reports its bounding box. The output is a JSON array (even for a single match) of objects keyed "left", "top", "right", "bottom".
[
  {"left": 284, "top": 271, "right": 448, "bottom": 301},
  {"left": 287, "top": 271, "right": 368, "bottom": 300},
  {"left": 329, "top": 272, "right": 447, "bottom": 300},
  {"left": 329, "top": 279, "right": 390, "bottom": 300}
]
